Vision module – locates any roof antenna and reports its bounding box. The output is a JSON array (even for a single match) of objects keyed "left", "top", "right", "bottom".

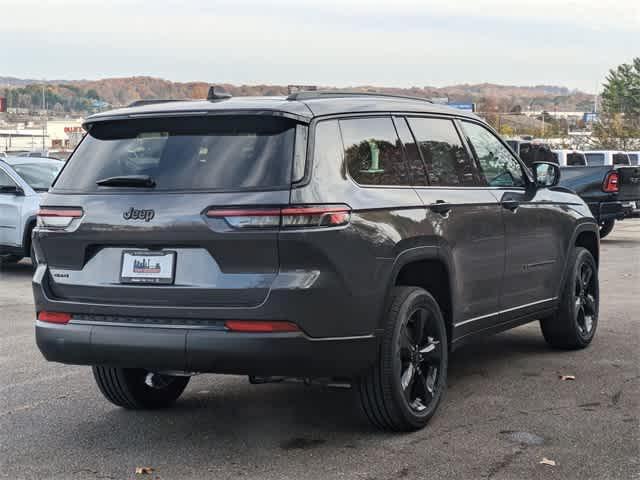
[{"left": 207, "top": 86, "right": 232, "bottom": 101}]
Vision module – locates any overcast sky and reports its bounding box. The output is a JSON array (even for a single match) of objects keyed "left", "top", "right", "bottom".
[{"left": 2, "top": 0, "right": 638, "bottom": 92}]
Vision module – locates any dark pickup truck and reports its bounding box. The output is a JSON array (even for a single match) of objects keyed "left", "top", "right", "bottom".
[{"left": 559, "top": 165, "right": 640, "bottom": 238}]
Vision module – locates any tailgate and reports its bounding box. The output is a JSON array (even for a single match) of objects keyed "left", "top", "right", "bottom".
[{"left": 617, "top": 166, "right": 640, "bottom": 201}]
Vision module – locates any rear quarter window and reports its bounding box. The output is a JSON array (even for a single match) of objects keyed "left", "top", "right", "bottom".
[
  {"left": 339, "top": 117, "right": 409, "bottom": 186},
  {"left": 613, "top": 153, "right": 630, "bottom": 165},
  {"left": 53, "top": 116, "right": 297, "bottom": 192}
]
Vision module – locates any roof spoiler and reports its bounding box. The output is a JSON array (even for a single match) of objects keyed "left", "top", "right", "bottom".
[{"left": 207, "top": 86, "right": 232, "bottom": 101}]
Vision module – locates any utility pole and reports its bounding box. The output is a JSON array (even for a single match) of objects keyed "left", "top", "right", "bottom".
[{"left": 41, "top": 83, "right": 47, "bottom": 152}]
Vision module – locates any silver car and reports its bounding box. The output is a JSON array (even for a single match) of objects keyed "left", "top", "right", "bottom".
[{"left": 0, "top": 157, "right": 62, "bottom": 265}]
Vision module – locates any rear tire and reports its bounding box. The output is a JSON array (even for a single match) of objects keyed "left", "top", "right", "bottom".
[
  {"left": 540, "top": 247, "right": 598, "bottom": 349},
  {"left": 599, "top": 220, "right": 615, "bottom": 239},
  {"left": 357, "top": 287, "right": 448, "bottom": 431},
  {"left": 92, "top": 366, "right": 189, "bottom": 409}
]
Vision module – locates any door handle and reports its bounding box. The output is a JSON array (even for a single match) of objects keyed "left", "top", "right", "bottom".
[
  {"left": 429, "top": 201, "right": 452, "bottom": 215},
  {"left": 502, "top": 200, "right": 520, "bottom": 211}
]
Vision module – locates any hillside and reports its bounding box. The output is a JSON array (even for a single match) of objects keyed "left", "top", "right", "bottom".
[{"left": 1, "top": 76, "right": 596, "bottom": 114}]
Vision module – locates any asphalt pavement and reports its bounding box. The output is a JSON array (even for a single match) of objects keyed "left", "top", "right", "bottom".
[{"left": 1, "top": 221, "right": 638, "bottom": 479}]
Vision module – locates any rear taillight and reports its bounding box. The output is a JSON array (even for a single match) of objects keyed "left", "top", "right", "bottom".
[
  {"left": 206, "top": 205, "right": 351, "bottom": 229},
  {"left": 603, "top": 172, "right": 619, "bottom": 193},
  {"left": 38, "top": 311, "right": 72, "bottom": 324},
  {"left": 224, "top": 320, "right": 300, "bottom": 333},
  {"left": 37, "top": 207, "right": 83, "bottom": 229}
]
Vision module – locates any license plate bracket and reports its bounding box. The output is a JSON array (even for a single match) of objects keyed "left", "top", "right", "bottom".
[{"left": 120, "top": 250, "right": 176, "bottom": 284}]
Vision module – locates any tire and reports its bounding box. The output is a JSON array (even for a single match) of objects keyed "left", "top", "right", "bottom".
[
  {"left": 599, "top": 220, "right": 615, "bottom": 239},
  {"left": 357, "top": 287, "right": 448, "bottom": 432},
  {"left": 540, "top": 247, "right": 599, "bottom": 349},
  {"left": 92, "top": 366, "right": 190, "bottom": 409}
]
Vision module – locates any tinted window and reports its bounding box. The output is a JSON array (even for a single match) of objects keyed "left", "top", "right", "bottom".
[
  {"left": 408, "top": 117, "right": 482, "bottom": 186},
  {"left": 461, "top": 121, "right": 526, "bottom": 187},
  {"left": 567, "top": 153, "right": 586, "bottom": 166},
  {"left": 629, "top": 153, "right": 639, "bottom": 165},
  {"left": 54, "top": 116, "right": 296, "bottom": 192},
  {"left": 585, "top": 153, "right": 605, "bottom": 166},
  {"left": 0, "top": 168, "right": 16, "bottom": 189},
  {"left": 340, "top": 117, "right": 408, "bottom": 186},
  {"left": 393, "top": 117, "right": 428, "bottom": 185},
  {"left": 613, "top": 153, "right": 630, "bottom": 165},
  {"left": 12, "top": 162, "right": 62, "bottom": 191}
]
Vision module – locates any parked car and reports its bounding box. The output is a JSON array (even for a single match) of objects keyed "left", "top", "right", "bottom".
[
  {"left": 559, "top": 163, "right": 640, "bottom": 237},
  {"left": 34, "top": 90, "right": 600, "bottom": 432},
  {"left": 552, "top": 149, "right": 587, "bottom": 167},
  {"left": 0, "top": 157, "right": 62, "bottom": 265},
  {"left": 505, "top": 139, "right": 556, "bottom": 169},
  {"left": 0, "top": 152, "right": 7, "bottom": 159},
  {"left": 584, "top": 150, "right": 631, "bottom": 166}
]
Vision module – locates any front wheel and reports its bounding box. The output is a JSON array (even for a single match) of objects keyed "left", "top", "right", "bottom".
[
  {"left": 357, "top": 287, "right": 448, "bottom": 431},
  {"left": 540, "top": 247, "right": 599, "bottom": 349},
  {"left": 599, "top": 220, "right": 615, "bottom": 239},
  {"left": 92, "top": 366, "right": 190, "bottom": 409}
]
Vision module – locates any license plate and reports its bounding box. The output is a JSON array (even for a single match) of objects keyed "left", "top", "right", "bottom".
[{"left": 120, "top": 251, "right": 175, "bottom": 284}]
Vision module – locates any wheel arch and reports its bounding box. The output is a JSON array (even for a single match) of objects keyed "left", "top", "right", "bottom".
[
  {"left": 22, "top": 215, "right": 37, "bottom": 257},
  {"left": 384, "top": 247, "right": 456, "bottom": 347},
  {"left": 557, "top": 221, "right": 600, "bottom": 299}
]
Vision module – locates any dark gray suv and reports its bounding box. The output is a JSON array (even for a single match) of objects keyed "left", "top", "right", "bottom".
[{"left": 33, "top": 90, "right": 600, "bottom": 431}]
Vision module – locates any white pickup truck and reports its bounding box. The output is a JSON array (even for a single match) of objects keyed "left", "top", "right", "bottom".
[{"left": 0, "top": 157, "right": 62, "bottom": 265}]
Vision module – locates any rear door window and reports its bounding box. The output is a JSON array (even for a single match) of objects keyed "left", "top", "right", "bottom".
[
  {"left": 407, "top": 117, "right": 483, "bottom": 186},
  {"left": 629, "top": 153, "right": 639, "bottom": 165},
  {"left": 339, "top": 117, "right": 408, "bottom": 186},
  {"left": 585, "top": 153, "right": 605, "bottom": 166},
  {"left": 53, "top": 116, "right": 297, "bottom": 192}
]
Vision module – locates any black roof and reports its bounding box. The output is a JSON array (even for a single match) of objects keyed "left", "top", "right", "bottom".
[{"left": 84, "top": 93, "right": 479, "bottom": 126}]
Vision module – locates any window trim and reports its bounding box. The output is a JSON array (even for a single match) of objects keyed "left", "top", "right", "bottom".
[{"left": 457, "top": 118, "right": 533, "bottom": 190}]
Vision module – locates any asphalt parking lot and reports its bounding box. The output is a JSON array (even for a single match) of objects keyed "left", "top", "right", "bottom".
[{"left": 1, "top": 221, "right": 638, "bottom": 480}]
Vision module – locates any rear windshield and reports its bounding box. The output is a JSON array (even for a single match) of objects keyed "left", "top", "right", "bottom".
[
  {"left": 613, "top": 153, "right": 630, "bottom": 165},
  {"left": 585, "top": 153, "right": 605, "bottom": 166},
  {"left": 53, "top": 116, "right": 296, "bottom": 192},
  {"left": 566, "top": 153, "right": 586, "bottom": 166}
]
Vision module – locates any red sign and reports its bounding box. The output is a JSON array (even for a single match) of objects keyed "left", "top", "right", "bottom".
[
  {"left": 0, "top": 97, "right": 6, "bottom": 113},
  {"left": 64, "top": 126, "right": 84, "bottom": 134}
]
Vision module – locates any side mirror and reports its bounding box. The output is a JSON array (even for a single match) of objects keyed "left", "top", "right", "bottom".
[{"left": 533, "top": 161, "right": 560, "bottom": 188}]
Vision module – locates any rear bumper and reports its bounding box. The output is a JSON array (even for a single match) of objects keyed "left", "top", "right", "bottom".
[{"left": 35, "top": 320, "right": 378, "bottom": 377}]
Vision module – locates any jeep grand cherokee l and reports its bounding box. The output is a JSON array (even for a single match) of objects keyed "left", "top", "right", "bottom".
[{"left": 33, "top": 90, "right": 600, "bottom": 431}]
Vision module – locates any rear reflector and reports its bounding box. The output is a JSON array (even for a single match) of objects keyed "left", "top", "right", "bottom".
[
  {"left": 224, "top": 320, "right": 300, "bottom": 333},
  {"left": 206, "top": 205, "right": 350, "bottom": 229},
  {"left": 38, "top": 311, "right": 72, "bottom": 324},
  {"left": 37, "top": 207, "right": 84, "bottom": 229},
  {"left": 603, "top": 171, "right": 619, "bottom": 193}
]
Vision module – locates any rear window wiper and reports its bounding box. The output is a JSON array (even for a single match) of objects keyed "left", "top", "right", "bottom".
[{"left": 96, "top": 175, "right": 156, "bottom": 188}]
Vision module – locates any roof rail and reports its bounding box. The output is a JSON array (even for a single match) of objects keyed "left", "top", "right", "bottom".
[
  {"left": 287, "top": 90, "right": 433, "bottom": 103},
  {"left": 127, "top": 99, "right": 185, "bottom": 108}
]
